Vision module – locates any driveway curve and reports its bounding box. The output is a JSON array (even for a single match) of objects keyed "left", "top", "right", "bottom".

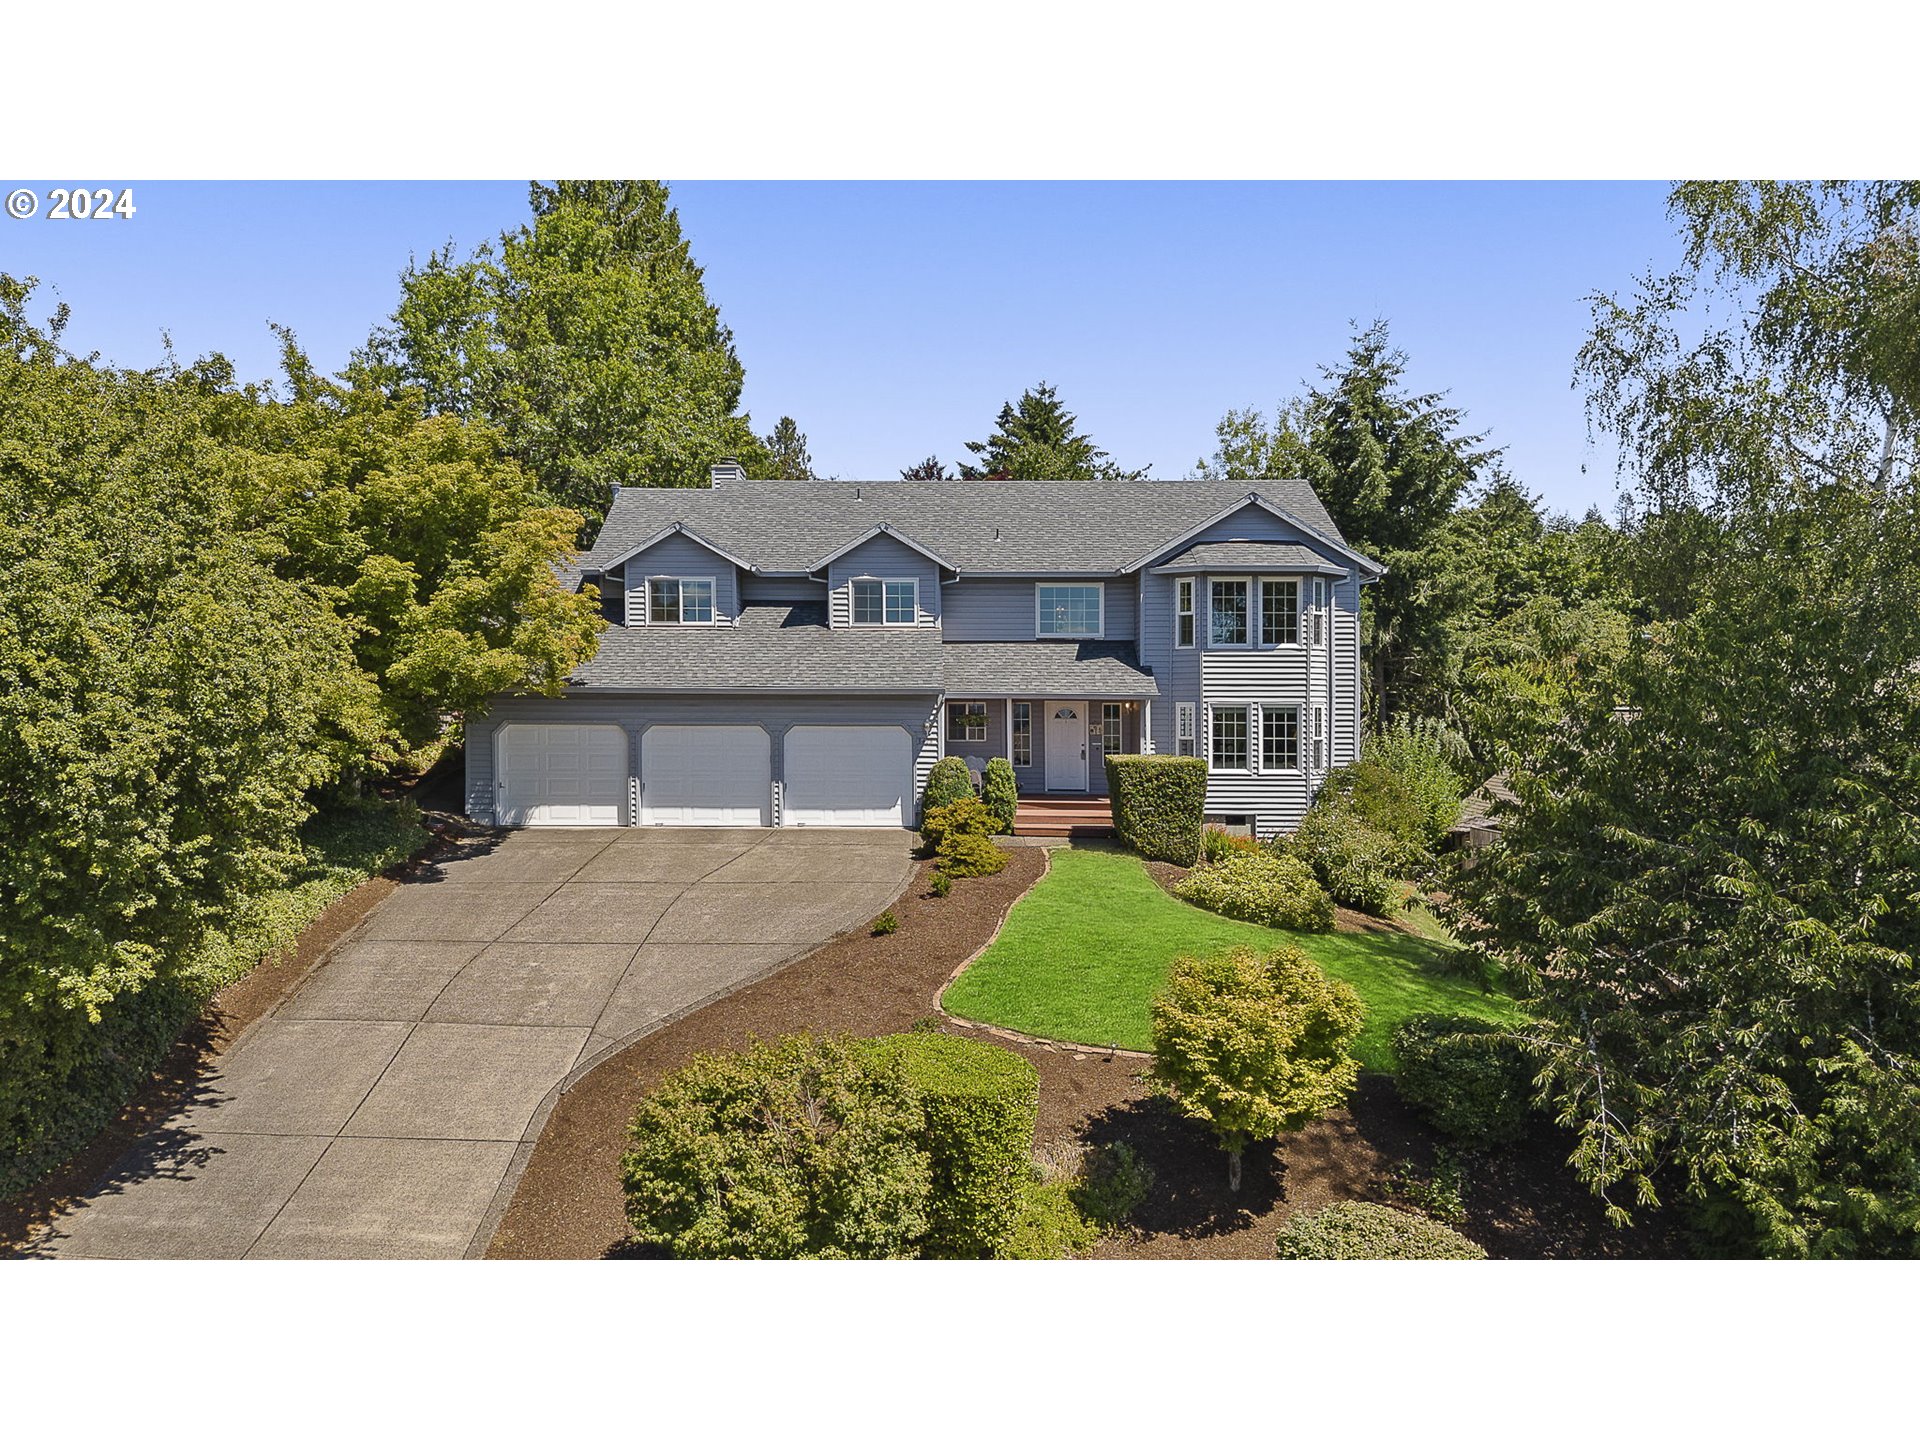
[{"left": 24, "top": 827, "right": 914, "bottom": 1259}]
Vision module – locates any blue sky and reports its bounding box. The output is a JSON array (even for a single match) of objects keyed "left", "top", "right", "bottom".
[{"left": 0, "top": 181, "right": 1682, "bottom": 515}]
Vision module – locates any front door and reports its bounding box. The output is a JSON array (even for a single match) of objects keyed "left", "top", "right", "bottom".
[{"left": 1044, "top": 701, "right": 1088, "bottom": 791}]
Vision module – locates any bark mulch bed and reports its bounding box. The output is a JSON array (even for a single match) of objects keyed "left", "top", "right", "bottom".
[{"left": 490, "top": 843, "right": 1686, "bottom": 1260}]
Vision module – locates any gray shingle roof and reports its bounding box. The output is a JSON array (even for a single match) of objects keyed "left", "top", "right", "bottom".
[
  {"left": 572, "top": 604, "right": 943, "bottom": 692},
  {"left": 942, "top": 641, "right": 1160, "bottom": 698},
  {"left": 1152, "top": 541, "right": 1346, "bottom": 573},
  {"left": 1453, "top": 772, "right": 1519, "bottom": 830},
  {"left": 583, "top": 478, "right": 1351, "bottom": 576}
]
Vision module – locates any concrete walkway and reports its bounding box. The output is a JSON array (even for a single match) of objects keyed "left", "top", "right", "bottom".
[{"left": 25, "top": 827, "right": 914, "bottom": 1259}]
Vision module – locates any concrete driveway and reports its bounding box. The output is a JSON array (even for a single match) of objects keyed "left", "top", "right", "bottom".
[{"left": 24, "top": 827, "right": 914, "bottom": 1260}]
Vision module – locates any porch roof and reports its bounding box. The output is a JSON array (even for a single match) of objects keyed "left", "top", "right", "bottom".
[{"left": 941, "top": 641, "right": 1160, "bottom": 699}]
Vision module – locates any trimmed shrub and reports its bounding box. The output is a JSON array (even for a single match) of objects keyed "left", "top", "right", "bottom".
[
  {"left": 938, "top": 831, "right": 1008, "bottom": 878},
  {"left": 922, "top": 756, "right": 976, "bottom": 816},
  {"left": 981, "top": 756, "right": 1019, "bottom": 834},
  {"left": 1393, "top": 1015, "right": 1537, "bottom": 1145},
  {"left": 1286, "top": 804, "right": 1416, "bottom": 916},
  {"left": 1106, "top": 754, "right": 1207, "bottom": 864},
  {"left": 1174, "top": 850, "right": 1336, "bottom": 932},
  {"left": 871, "top": 910, "right": 898, "bottom": 936},
  {"left": 1150, "top": 945, "right": 1365, "bottom": 1190},
  {"left": 865, "top": 1033, "right": 1039, "bottom": 1258},
  {"left": 929, "top": 870, "right": 952, "bottom": 898},
  {"left": 1073, "top": 1141, "right": 1154, "bottom": 1229},
  {"left": 1274, "top": 1200, "right": 1486, "bottom": 1259},
  {"left": 1000, "top": 1180, "right": 1102, "bottom": 1259},
  {"left": 921, "top": 794, "right": 994, "bottom": 853},
  {"left": 621, "top": 1033, "right": 932, "bottom": 1259}
]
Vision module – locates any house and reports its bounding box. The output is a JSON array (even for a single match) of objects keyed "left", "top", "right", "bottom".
[
  {"left": 464, "top": 466, "right": 1383, "bottom": 838},
  {"left": 1448, "top": 771, "right": 1518, "bottom": 860}
]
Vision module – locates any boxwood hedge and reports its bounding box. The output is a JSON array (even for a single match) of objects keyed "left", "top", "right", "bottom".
[
  {"left": 1106, "top": 754, "right": 1207, "bottom": 864},
  {"left": 865, "top": 1032, "right": 1039, "bottom": 1258}
]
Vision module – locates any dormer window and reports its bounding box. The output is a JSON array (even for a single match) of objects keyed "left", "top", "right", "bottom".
[
  {"left": 648, "top": 576, "right": 715, "bottom": 624},
  {"left": 1036, "top": 583, "right": 1103, "bottom": 638},
  {"left": 852, "top": 577, "right": 918, "bottom": 626}
]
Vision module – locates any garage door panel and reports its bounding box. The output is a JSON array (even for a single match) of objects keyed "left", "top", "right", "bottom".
[
  {"left": 641, "top": 725, "right": 771, "bottom": 826},
  {"left": 498, "top": 724, "right": 628, "bottom": 827},
  {"left": 783, "top": 726, "right": 912, "bottom": 828}
]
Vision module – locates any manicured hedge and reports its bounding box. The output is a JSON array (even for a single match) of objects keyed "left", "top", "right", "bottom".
[
  {"left": 865, "top": 1033, "right": 1039, "bottom": 1258},
  {"left": 981, "top": 757, "right": 1019, "bottom": 834},
  {"left": 922, "top": 756, "right": 976, "bottom": 817},
  {"left": 1393, "top": 1014, "right": 1537, "bottom": 1145},
  {"left": 1173, "top": 850, "right": 1335, "bottom": 932},
  {"left": 1106, "top": 754, "right": 1207, "bottom": 864},
  {"left": 1275, "top": 1200, "right": 1486, "bottom": 1259}
]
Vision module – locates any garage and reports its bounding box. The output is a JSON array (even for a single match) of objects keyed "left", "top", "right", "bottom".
[
  {"left": 640, "top": 724, "right": 772, "bottom": 826},
  {"left": 495, "top": 723, "right": 629, "bottom": 827},
  {"left": 782, "top": 725, "right": 913, "bottom": 827}
]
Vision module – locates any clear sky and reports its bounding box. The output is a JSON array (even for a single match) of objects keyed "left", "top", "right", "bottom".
[{"left": 0, "top": 181, "right": 1683, "bottom": 516}]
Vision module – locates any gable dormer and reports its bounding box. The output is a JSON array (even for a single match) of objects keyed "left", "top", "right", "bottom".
[
  {"left": 811, "top": 525, "right": 954, "bottom": 629},
  {"left": 595, "top": 522, "right": 752, "bottom": 627}
]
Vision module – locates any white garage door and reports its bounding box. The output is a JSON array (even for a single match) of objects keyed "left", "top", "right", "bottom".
[
  {"left": 496, "top": 724, "right": 628, "bottom": 827},
  {"left": 783, "top": 726, "right": 913, "bottom": 828},
  {"left": 641, "top": 725, "right": 772, "bottom": 826}
]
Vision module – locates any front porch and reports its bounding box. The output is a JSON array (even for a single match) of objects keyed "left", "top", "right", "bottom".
[{"left": 943, "top": 696, "right": 1151, "bottom": 801}]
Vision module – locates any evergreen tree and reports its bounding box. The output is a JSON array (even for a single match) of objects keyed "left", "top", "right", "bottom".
[
  {"left": 900, "top": 455, "right": 950, "bottom": 482},
  {"left": 960, "top": 382, "right": 1145, "bottom": 481},
  {"left": 360, "top": 180, "right": 766, "bottom": 521},
  {"left": 760, "top": 416, "right": 818, "bottom": 481}
]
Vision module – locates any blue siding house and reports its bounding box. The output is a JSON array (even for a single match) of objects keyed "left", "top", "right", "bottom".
[{"left": 466, "top": 467, "right": 1383, "bottom": 838}]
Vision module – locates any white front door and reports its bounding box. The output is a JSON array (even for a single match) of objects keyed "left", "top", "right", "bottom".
[
  {"left": 640, "top": 725, "right": 772, "bottom": 826},
  {"left": 496, "top": 723, "right": 628, "bottom": 827},
  {"left": 782, "top": 725, "right": 913, "bottom": 827},
  {"left": 1044, "top": 701, "right": 1088, "bottom": 791}
]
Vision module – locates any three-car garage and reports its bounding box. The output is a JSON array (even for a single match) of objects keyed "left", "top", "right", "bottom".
[{"left": 490, "top": 720, "right": 917, "bottom": 830}]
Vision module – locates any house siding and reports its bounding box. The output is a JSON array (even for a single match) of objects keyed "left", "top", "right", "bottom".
[
  {"left": 615, "top": 534, "right": 742, "bottom": 625},
  {"left": 943, "top": 576, "right": 1137, "bottom": 641},
  {"left": 826, "top": 534, "right": 941, "bottom": 627},
  {"left": 466, "top": 692, "right": 940, "bottom": 826}
]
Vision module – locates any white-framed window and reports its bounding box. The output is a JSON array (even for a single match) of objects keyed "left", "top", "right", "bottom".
[
  {"left": 1175, "top": 702, "right": 1196, "bottom": 757},
  {"left": 1011, "top": 702, "right": 1032, "bottom": 766},
  {"left": 1260, "top": 578, "right": 1299, "bottom": 646},
  {"left": 1208, "top": 578, "right": 1249, "bottom": 646},
  {"left": 1312, "top": 577, "right": 1327, "bottom": 646},
  {"left": 1263, "top": 705, "right": 1300, "bottom": 770},
  {"left": 1313, "top": 705, "right": 1326, "bottom": 770},
  {"left": 1101, "top": 702, "right": 1123, "bottom": 755},
  {"left": 851, "top": 577, "right": 918, "bottom": 626},
  {"left": 1175, "top": 578, "right": 1195, "bottom": 648},
  {"left": 946, "top": 700, "right": 988, "bottom": 743},
  {"left": 1210, "top": 705, "right": 1250, "bottom": 772},
  {"left": 648, "top": 576, "right": 716, "bottom": 624},
  {"left": 1035, "top": 583, "right": 1104, "bottom": 638}
]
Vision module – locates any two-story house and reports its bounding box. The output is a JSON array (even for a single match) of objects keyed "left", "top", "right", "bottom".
[{"left": 464, "top": 466, "right": 1382, "bottom": 838}]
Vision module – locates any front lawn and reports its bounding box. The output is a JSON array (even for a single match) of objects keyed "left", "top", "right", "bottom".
[{"left": 941, "top": 847, "right": 1516, "bottom": 1070}]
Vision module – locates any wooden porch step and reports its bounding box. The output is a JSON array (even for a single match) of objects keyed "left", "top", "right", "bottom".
[{"left": 1013, "top": 796, "right": 1114, "bottom": 838}]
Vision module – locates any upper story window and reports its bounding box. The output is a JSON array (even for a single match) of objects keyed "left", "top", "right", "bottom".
[
  {"left": 1261, "top": 578, "right": 1299, "bottom": 646},
  {"left": 1312, "top": 577, "right": 1328, "bottom": 646},
  {"left": 946, "top": 701, "right": 988, "bottom": 742},
  {"left": 1036, "top": 583, "right": 1103, "bottom": 638},
  {"left": 1209, "top": 579, "right": 1249, "bottom": 647},
  {"left": 852, "top": 577, "right": 918, "bottom": 626},
  {"left": 1175, "top": 578, "right": 1195, "bottom": 648},
  {"left": 649, "top": 576, "right": 715, "bottom": 624}
]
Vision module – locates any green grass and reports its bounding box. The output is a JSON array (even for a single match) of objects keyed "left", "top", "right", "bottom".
[{"left": 942, "top": 847, "right": 1515, "bottom": 1071}]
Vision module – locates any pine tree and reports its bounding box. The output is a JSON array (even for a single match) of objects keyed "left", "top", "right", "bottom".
[
  {"left": 760, "top": 416, "right": 818, "bottom": 481},
  {"left": 900, "top": 455, "right": 950, "bottom": 482},
  {"left": 960, "top": 382, "right": 1145, "bottom": 481}
]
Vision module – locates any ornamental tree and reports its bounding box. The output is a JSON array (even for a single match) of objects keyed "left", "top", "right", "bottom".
[{"left": 1149, "top": 946, "right": 1365, "bottom": 1190}]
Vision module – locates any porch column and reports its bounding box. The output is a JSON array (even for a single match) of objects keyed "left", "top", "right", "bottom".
[{"left": 1142, "top": 699, "right": 1154, "bottom": 754}]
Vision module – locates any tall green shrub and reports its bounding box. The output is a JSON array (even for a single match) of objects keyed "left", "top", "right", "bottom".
[
  {"left": 1393, "top": 1015, "right": 1537, "bottom": 1145},
  {"left": 1106, "top": 754, "right": 1207, "bottom": 864},
  {"left": 922, "top": 756, "right": 976, "bottom": 817},
  {"left": 981, "top": 757, "right": 1019, "bottom": 834},
  {"left": 865, "top": 1033, "right": 1038, "bottom": 1257},
  {"left": 1367, "top": 715, "right": 1467, "bottom": 847}
]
